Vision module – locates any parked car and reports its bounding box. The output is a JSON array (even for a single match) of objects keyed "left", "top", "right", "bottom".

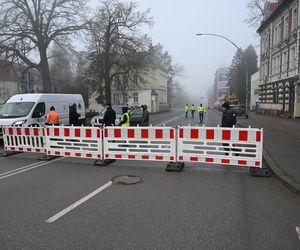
[
  {"left": 90, "top": 105, "right": 144, "bottom": 126},
  {"left": 231, "top": 104, "right": 246, "bottom": 116}
]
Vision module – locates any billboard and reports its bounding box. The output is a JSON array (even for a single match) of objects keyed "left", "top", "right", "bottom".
[{"left": 217, "top": 68, "right": 229, "bottom": 99}]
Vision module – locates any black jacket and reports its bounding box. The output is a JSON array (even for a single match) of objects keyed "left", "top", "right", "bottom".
[
  {"left": 141, "top": 106, "right": 149, "bottom": 126},
  {"left": 103, "top": 107, "right": 116, "bottom": 126},
  {"left": 69, "top": 107, "right": 80, "bottom": 126},
  {"left": 221, "top": 109, "right": 236, "bottom": 127}
]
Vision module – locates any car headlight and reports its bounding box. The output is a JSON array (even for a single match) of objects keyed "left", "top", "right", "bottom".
[{"left": 12, "top": 120, "right": 27, "bottom": 126}]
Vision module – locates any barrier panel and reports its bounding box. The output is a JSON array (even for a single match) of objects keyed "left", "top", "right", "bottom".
[
  {"left": 177, "top": 126, "right": 263, "bottom": 168},
  {"left": 46, "top": 126, "right": 103, "bottom": 159},
  {"left": 2, "top": 126, "right": 46, "bottom": 153},
  {"left": 3, "top": 125, "right": 264, "bottom": 171},
  {"left": 104, "top": 127, "right": 176, "bottom": 162}
]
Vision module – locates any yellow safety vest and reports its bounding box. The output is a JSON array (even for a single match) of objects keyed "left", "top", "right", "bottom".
[
  {"left": 191, "top": 105, "right": 196, "bottom": 111},
  {"left": 184, "top": 105, "right": 189, "bottom": 112},
  {"left": 121, "top": 112, "right": 130, "bottom": 127},
  {"left": 198, "top": 106, "right": 205, "bottom": 112}
]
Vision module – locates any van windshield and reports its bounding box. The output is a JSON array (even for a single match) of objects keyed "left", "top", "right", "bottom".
[{"left": 0, "top": 102, "right": 35, "bottom": 118}]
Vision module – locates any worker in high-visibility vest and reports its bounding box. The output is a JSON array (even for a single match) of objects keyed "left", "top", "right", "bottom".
[
  {"left": 120, "top": 107, "right": 130, "bottom": 127},
  {"left": 198, "top": 104, "right": 206, "bottom": 123},
  {"left": 46, "top": 106, "right": 60, "bottom": 125},
  {"left": 184, "top": 104, "right": 189, "bottom": 118},
  {"left": 190, "top": 104, "right": 196, "bottom": 118}
]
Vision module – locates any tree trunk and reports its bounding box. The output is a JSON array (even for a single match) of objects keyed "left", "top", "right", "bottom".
[
  {"left": 39, "top": 47, "right": 52, "bottom": 92},
  {"left": 105, "top": 76, "right": 111, "bottom": 104}
]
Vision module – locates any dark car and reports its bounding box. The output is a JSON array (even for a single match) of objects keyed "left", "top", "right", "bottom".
[
  {"left": 91, "top": 105, "right": 144, "bottom": 126},
  {"left": 231, "top": 104, "right": 246, "bottom": 116}
]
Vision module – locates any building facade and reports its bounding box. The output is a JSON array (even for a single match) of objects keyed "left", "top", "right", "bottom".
[
  {"left": 257, "top": 0, "right": 300, "bottom": 118},
  {"left": 0, "top": 61, "right": 42, "bottom": 104},
  {"left": 89, "top": 67, "right": 168, "bottom": 113},
  {"left": 250, "top": 71, "right": 261, "bottom": 110}
]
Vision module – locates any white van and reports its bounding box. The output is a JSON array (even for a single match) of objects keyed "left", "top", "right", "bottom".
[{"left": 0, "top": 93, "right": 85, "bottom": 138}]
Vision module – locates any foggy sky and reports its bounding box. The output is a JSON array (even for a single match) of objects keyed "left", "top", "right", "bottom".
[{"left": 89, "top": 0, "right": 258, "bottom": 104}]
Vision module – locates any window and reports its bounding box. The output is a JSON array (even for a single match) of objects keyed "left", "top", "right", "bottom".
[
  {"left": 274, "top": 27, "right": 278, "bottom": 45},
  {"left": 289, "top": 47, "right": 296, "bottom": 69},
  {"left": 32, "top": 102, "right": 45, "bottom": 118},
  {"left": 277, "top": 23, "right": 282, "bottom": 43},
  {"left": 284, "top": 16, "right": 289, "bottom": 38},
  {"left": 282, "top": 51, "right": 287, "bottom": 71},
  {"left": 292, "top": 8, "right": 297, "bottom": 30},
  {"left": 133, "top": 92, "right": 138, "bottom": 103}
]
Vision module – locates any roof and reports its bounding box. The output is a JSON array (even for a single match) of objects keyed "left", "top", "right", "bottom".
[
  {"left": 257, "top": 0, "right": 293, "bottom": 34},
  {"left": 7, "top": 93, "right": 83, "bottom": 103}
]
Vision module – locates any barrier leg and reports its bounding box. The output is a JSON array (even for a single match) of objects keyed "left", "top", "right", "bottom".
[
  {"left": 165, "top": 162, "right": 185, "bottom": 172},
  {"left": 250, "top": 167, "right": 270, "bottom": 177},
  {"left": 94, "top": 159, "right": 116, "bottom": 167},
  {"left": 37, "top": 155, "right": 58, "bottom": 161}
]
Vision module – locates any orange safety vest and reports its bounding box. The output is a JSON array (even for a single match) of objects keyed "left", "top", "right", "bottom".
[{"left": 46, "top": 111, "right": 60, "bottom": 124}]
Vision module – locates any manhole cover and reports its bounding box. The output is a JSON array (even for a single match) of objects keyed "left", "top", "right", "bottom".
[{"left": 112, "top": 175, "right": 142, "bottom": 185}]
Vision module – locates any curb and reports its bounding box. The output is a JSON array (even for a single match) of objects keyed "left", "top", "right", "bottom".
[
  {"left": 237, "top": 122, "right": 300, "bottom": 195},
  {"left": 262, "top": 148, "right": 300, "bottom": 194}
]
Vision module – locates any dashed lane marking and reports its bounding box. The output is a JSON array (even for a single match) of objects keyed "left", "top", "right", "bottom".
[
  {"left": 0, "top": 157, "right": 66, "bottom": 180},
  {"left": 45, "top": 181, "right": 113, "bottom": 223}
]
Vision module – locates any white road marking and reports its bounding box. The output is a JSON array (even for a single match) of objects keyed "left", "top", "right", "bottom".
[
  {"left": 45, "top": 181, "right": 113, "bottom": 223},
  {"left": 0, "top": 161, "right": 44, "bottom": 177},
  {"left": 296, "top": 226, "right": 300, "bottom": 240},
  {"left": 0, "top": 157, "right": 66, "bottom": 180}
]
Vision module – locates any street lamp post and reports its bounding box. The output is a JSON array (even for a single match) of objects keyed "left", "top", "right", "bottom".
[{"left": 196, "top": 33, "right": 249, "bottom": 118}]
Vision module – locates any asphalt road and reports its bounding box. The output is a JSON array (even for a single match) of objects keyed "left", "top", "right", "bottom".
[{"left": 0, "top": 109, "right": 300, "bottom": 250}]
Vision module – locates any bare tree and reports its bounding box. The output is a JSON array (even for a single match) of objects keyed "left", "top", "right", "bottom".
[
  {"left": 245, "top": 0, "right": 268, "bottom": 28},
  {"left": 0, "top": 0, "right": 88, "bottom": 92},
  {"left": 87, "top": 0, "right": 153, "bottom": 104}
]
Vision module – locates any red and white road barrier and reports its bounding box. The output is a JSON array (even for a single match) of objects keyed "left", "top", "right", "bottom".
[
  {"left": 2, "top": 126, "right": 46, "bottom": 153},
  {"left": 177, "top": 126, "right": 263, "bottom": 167},
  {"left": 103, "top": 127, "right": 176, "bottom": 162},
  {"left": 46, "top": 126, "right": 103, "bottom": 159},
  {"left": 3, "top": 125, "right": 264, "bottom": 169}
]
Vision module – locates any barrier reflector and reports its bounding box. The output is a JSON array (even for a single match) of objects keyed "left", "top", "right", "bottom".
[
  {"left": 104, "top": 127, "right": 176, "bottom": 162},
  {"left": 2, "top": 126, "right": 46, "bottom": 153},
  {"left": 46, "top": 126, "right": 102, "bottom": 159},
  {"left": 177, "top": 127, "right": 263, "bottom": 168}
]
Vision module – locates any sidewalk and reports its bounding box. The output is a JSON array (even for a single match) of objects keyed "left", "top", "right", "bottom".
[{"left": 237, "top": 112, "right": 300, "bottom": 193}]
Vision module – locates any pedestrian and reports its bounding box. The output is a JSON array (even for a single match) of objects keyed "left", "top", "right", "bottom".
[
  {"left": 221, "top": 101, "right": 237, "bottom": 156},
  {"left": 221, "top": 102, "right": 236, "bottom": 127},
  {"left": 190, "top": 104, "right": 196, "bottom": 118},
  {"left": 141, "top": 105, "right": 149, "bottom": 126},
  {"left": 102, "top": 103, "right": 116, "bottom": 126},
  {"left": 69, "top": 103, "right": 80, "bottom": 126},
  {"left": 119, "top": 106, "right": 130, "bottom": 127},
  {"left": 184, "top": 104, "right": 189, "bottom": 118},
  {"left": 198, "top": 104, "right": 205, "bottom": 123},
  {"left": 45, "top": 106, "right": 60, "bottom": 125}
]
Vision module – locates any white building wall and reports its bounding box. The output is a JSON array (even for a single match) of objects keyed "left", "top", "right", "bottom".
[
  {"left": 0, "top": 80, "right": 20, "bottom": 104},
  {"left": 250, "top": 71, "right": 260, "bottom": 110}
]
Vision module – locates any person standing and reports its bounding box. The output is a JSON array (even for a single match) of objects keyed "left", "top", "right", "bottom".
[
  {"left": 198, "top": 104, "right": 205, "bottom": 123},
  {"left": 221, "top": 102, "right": 237, "bottom": 156},
  {"left": 141, "top": 105, "right": 149, "bottom": 126},
  {"left": 184, "top": 104, "right": 189, "bottom": 118},
  {"left": 119, "top": 107, "right": 130, "bottom": 127},
  {"left": 69, "top": 103, "right": 80, "bottom": 126},
  {"left": 190, "top": 104, "right": 196, "bottom": 118},
  {"left": 46, "top": 106, "right": 60, "bottom": 125},
  {"left": 221, "top": 102, "right": 236, "bottom": 127},
  {"left": 102, "top": 103, "right": 116, "bottom": 126}
]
